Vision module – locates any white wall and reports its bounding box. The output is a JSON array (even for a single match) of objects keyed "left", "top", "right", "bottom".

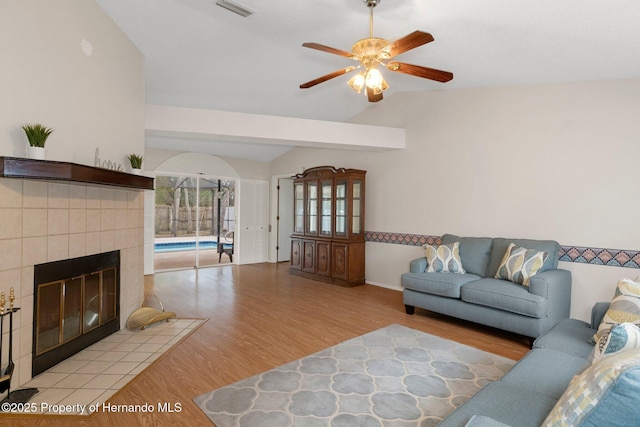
[
  {"left": 1, "top": 0, "right": 144, "bottom": 165},
  {"left": 271, "top": 78, "right": 640, "bottom": 321}
]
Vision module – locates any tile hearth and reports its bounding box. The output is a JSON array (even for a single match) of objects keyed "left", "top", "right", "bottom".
[{"left": 15, "top": 318, "right": 203, "bottom": 416}]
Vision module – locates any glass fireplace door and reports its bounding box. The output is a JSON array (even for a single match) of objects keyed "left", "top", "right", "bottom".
[{"left": 35, "top": 267, "right": 117, "bottom": 357}]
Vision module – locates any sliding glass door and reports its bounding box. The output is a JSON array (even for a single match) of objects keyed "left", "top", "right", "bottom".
[{"left": 154, "top": 174, "right": 235, "bottom": 271}]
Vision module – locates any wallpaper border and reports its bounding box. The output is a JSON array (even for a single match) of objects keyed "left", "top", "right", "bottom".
[{"left": 364, "top": 231, "right": 640, "bottom": 269}]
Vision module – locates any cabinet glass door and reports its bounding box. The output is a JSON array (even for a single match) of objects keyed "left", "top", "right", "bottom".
[
  {"left": 307, "top": 181, "right": 318, "bottom": 234},
  {"left": 294, "top": 182, "right": 304, "bottom": 233},
  {"left": 335, "top": 180, "right": 347, "bottom": 236},
  {"left": 320, "top": 180, "right": 332, "bottom": 235},
  {"left": 352, "top": 180, "right": 362, "bottom": 235}
]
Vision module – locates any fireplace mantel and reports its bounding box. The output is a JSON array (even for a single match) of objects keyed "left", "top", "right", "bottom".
[{"left": 0, "top": 156, "right": 153, "bottom": 190}]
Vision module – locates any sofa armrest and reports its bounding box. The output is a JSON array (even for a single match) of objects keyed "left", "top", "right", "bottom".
[
  {"left": 409, "top": 257, "right": 427, "bottom": 273},
  {"left": 465, "top": 415, "right": 513, "bottom": 427},
  {"left": 529, "top": 269, "right": 571, "bottom": 299},
  {"left": 528, "top": 269, "right": 572, "bottom": 323},
  {"left": 591, "top": 302, "right": 611, "bottom": 329}
]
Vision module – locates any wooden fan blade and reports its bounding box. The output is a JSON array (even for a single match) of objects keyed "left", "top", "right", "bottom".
[
  {"left": 302, "top": 42, "right": 355, "bottom": 59},
  {"left": 300, "top": 66, "right": 357, "bottom": 89},
  {"left": 383, "top": 31, "right": 434, "bottom": 58},
  {"left": 366, "top": 87, "right": 383, "bottom": 102},
  {"left": 387, "top": 62, "right": 453, "bottom": 82}
]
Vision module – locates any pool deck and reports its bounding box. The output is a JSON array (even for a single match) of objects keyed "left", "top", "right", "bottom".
[
  {"left": 155, "top": 236, "right": 229, "bottom": 243},
  {"left": 153, "top": 236, "right": 233, "bottom": 270}
]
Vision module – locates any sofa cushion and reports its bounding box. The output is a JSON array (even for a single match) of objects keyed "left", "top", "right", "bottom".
[
  {"left": 494, "top": 243, "right": 548, "bottom": 287},
  {"left": 500, "top": 348, "right": 589, "bottom": 400},
  {"left": 595, "top": 277, "right": 640, "bottom": 342},
  {"left": 460, "top": 278, "right": 547, "bottom": 318},
  {"left": 542, "top": 348, "right": 640, "bottom": 427},
  {"left": 437, "top": 381, "right": 558, "bottom": 427},
  {"left": 591, "top": 302, "right": 611, "bottom": 331},
  {"left": 533, "top": 318, "right": 595, "bottom": 359},
  {"left": 424, "top": 242, "right": 466, "bottom": 273},
  {"left": 592, "top": 322, "right": 640, "bottom": 362},
  {"left": 442, "top": 234, "right": 493, "bottom": 277},
  {"left": 401, "top": 272, "right": 481, "bottom": 298},
  {"left": 486, "top": 238, "right": 560, "bottom": 279}
]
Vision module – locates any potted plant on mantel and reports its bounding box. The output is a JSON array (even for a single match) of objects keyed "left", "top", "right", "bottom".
[
  {"left": 21, "top": 123, "right": 54, "bottom": 160},
  {"left": 127, "top": 154, "right": 143, "bottom": 175}
]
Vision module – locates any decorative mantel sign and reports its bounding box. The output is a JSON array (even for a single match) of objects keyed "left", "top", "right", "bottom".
[{"left": 94, "top": 147, "right": 124, "bottom": 171}]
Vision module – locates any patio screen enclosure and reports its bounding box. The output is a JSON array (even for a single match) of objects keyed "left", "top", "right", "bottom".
[{"left": 154, "top": 175, "right": 235, "bottom": 269}]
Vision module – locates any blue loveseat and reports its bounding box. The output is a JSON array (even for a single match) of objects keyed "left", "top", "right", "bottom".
[{"left": 401, "top": 234, "right": 572, "bottom": 338}]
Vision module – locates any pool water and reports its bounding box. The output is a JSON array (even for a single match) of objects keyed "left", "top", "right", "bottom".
[{"left": 154, "top": 241, "right": 231, "bottom": 253}]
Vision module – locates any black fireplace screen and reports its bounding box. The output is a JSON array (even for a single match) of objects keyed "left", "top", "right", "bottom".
[{"left": 33, "top": 251, "right": 120, "bottom": 376}]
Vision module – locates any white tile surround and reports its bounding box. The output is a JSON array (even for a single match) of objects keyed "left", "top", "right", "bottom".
[
  {"left": 20, "top": 318, "right": 203, "bottom": 416},
  {"left": 0, "top": 178, "right": 145, "bottom": 390}
]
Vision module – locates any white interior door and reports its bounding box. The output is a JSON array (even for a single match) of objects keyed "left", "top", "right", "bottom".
[
  {"left": 237, "top": 179, "right": 269, "bottom": 264},
  {"left": 277, "top": 178, "right": 294, "bottom": 262}
]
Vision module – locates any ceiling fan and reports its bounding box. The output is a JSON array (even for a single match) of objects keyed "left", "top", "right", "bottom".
[{"left": 299, "top": 0, "right": 453, "bottom": 102}]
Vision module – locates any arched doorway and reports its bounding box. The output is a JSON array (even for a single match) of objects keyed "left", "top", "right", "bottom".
[{"left": 150, "top": 153, "right": 238, "bottom": 271}]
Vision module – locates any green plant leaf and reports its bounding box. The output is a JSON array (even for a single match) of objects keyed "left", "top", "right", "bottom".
[
  {"left": 127, "top": 154, "right": 144, "bottom": 168},
  {"left": 21, "top": 123, "right": 54, "bottom": 147}
]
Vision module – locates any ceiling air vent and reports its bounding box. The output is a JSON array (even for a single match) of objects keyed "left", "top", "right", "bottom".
[{"left": 216, "top": 0, "right": 255, "bottom": 17}]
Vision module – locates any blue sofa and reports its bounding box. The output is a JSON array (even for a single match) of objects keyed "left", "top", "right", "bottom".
[
  {"left": 401, "top": 234, "right": 572, "bottom": 338},
  {"left": 438, "top": 303, "right": 640, "bottom": 427}
]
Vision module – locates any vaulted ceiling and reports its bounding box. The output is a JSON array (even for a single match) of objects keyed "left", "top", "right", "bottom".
[{"left": 95, "top": 0, "right": 640, "bottom": 160}]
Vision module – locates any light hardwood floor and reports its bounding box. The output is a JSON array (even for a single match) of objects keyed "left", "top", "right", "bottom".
[{"left": 3, "top": 263, "right": 530, "bottom": 426}]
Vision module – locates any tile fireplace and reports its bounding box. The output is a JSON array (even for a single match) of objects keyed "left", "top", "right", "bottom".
[{"left": 0, "top": 169, "right": 147, "bottom": 390}]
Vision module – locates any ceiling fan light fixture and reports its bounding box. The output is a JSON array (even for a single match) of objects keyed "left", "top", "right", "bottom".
[
  {"left": 380, "top": 78, "right": 389, "bottom": 92},
  {"left": 299, "top": 0, "right": 452, "bottom": 102},
  {"left": 348, "top": 72, "right": 366, "bottom": 93},
  {"left": 216, "top": 0, "right": 255, "bottom": 17},
  {"left": 364, "top": 68, "right": 387, "bottom": 93}
]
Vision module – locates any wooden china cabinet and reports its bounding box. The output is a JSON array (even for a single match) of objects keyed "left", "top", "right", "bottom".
[{"left": 289, "top": 166, "right": 366, "bottom": 287}]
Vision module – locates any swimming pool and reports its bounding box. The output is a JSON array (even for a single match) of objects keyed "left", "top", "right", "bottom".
[{"left": 154, "top": 241, "right": 231, "bottom": 253}]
